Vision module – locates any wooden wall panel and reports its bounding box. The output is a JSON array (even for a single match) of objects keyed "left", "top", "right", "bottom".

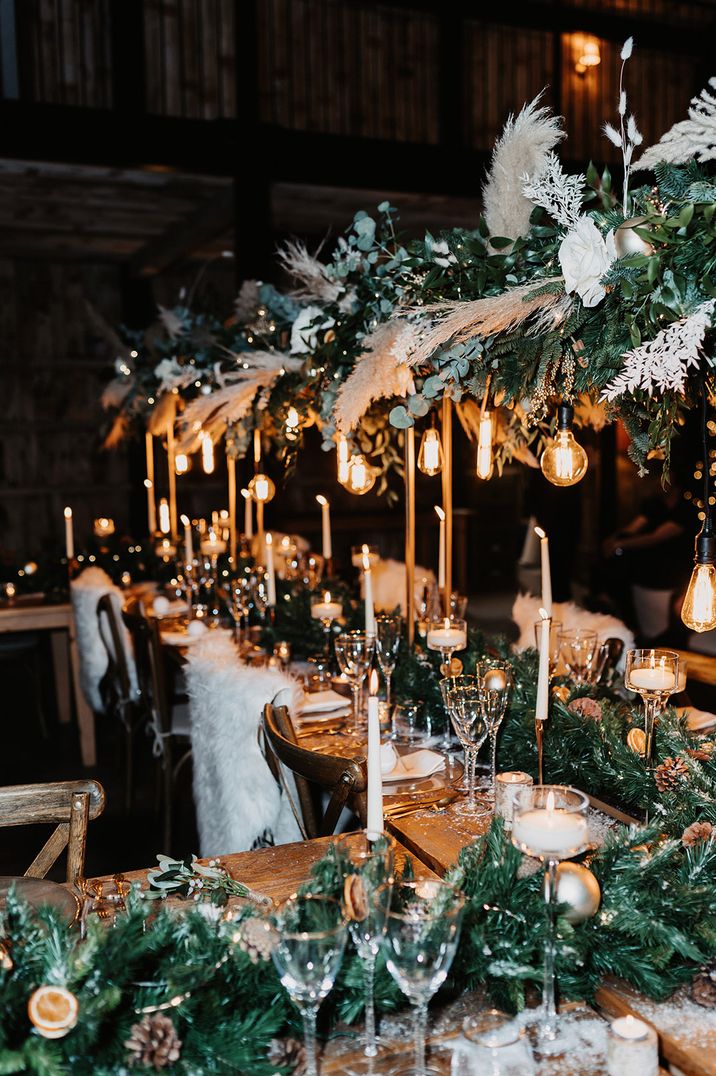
[
  {"left": 16, "top": 0, "right": 111, "bottom": 107},
  {"left": 0, "top": 261, "right": 130, "bottom": 556}
]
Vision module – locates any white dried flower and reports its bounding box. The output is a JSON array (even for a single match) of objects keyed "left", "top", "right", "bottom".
[
  {"left": 603, "top": 122, "right": 622, "bottom": 149},
  {"left": 558, "top": 218, "right": 615, "bottom": 308},
  {"left": 289, "top": 305, "right": 336, "bottom": 355},
  {"left": 627, "top": 115, "right": 643, "bottom": 145},
  {"left": 158, "top": 306, "right": 184, "bottom": 340},
  {"left": 521, "top": 152, "right": 584, "bottom": 230},
  {"left": 621, "top": 37, "right": 633, "bottom": 60},
  {"left": 618, "top": 91, "right": 627, "bottom": 116}
]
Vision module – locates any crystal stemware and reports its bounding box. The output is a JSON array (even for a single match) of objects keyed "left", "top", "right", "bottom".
[
  {"left": 311, "top": 591, "right": 343, "bottom": 657},
  {"left": 376, "top": 614, "right": 402, "bottom": 708},
  {"left": 334, "top": 631, "right": 375, "bottom": 732},
  {"left": 624, "top": 648, "right": 680, "bottom": 765},
  {"left": 302, "top": 553, "right": 325, "bottom": 590},
  {"left": 333, "top": 831, "right": 396, "bottom": 1058},
  {"left": 375, "top": 878, "right": 465, "bottom": 1076},
  {"left": 511, "top": 785, "right": 589, "bottom": 1047},
  {"left": 228, "top": 573, "right": 251, "bottom": 648},
  {"left": 454, "top": 1010, "right": 536, "bottom": 1074},
  {"left": 558, "top": 629, "right": 598, "bottom": 686},
  {"left": 533, "top": 619, "right": 563, "bottom": 673},
  {"left": 440, "top": 676, "right": 489, "bottom": 816},
  {"left": 269, "top": 894, "right": 347, "bottom": 1076},
  {"left": 427, "top": 617, "right": 467, "bottom": 748},
  {"left": 477, "top": 660, "right": 513, "bottom": 803}
]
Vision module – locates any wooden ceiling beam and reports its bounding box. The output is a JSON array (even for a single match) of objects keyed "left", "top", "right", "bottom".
[{"left": 128, "top": 183, "right": 234, "bottom": 277}]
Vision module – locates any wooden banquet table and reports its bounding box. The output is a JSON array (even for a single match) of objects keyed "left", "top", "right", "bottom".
[{"left": 0, "top": 598, "right": 96, "bottom": 766}]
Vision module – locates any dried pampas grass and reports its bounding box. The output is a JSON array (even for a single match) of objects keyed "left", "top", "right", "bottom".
[
  {"left": 147, "top": 393, "right": 177, "bottom": 437},
  {"left": 334, "top": 322, "right": 418, "bottom": 433},
  {"left": 103, "top": 412, "right": 129, "bottom": 450},
  {"left": 277, "top": 239, "right": 343, "bottom": 304},
  {"left": 407, "top": 279, "right": 563, "bottom": 368},
  {"left": 482, "top": 94, "right": 565, "bottom": 245}
]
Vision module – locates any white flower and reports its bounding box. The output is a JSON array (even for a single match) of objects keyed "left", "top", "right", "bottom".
[
  {"left": 154, "top": 357, "right": 192, "bottom": 393},
  {"left": 158, "top": 305, "right": 184, "bottom": 339},
  {"left": 621, "top": 37, "right": 633, "bottom": 60},
  {"left": 558, "top": 217, "right": 615, "bottom": 308},
  {"left": 432, "top": 240, "right": 457, "bottom": 268},
  {"left": 289, "top": 305, "right": 335, "bottom": 354}
]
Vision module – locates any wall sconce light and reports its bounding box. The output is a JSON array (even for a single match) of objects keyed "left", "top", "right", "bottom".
[{"left": 574, "top": 36, "right": 601, "bottom": 75}]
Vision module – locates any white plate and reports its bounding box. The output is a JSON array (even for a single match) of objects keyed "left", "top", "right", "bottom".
[
  {"left": 381, "top": 748, "right": 446, "bottom": 784},
  {"left": 298, "top": 689, "right": 352, "bottom": 715}
]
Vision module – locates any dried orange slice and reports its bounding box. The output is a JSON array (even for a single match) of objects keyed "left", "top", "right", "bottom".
[
  {"left": 343, "top": 874, "right": 368, "bottom": 922},
  {"left": 627, "top": 727, "right": 646, "bottom": 756},
  {"left": 28, "top": 985, "right": 78, "bottom": 1039}
]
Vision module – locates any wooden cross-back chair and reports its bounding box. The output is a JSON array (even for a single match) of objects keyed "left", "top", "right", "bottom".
[
  {"left": 262, "top": 703, "right": 367, "bottom": 839},
  {"left": 122, "top": 602, "right": 191, "bottom": 851},
  {"left": 96, "top": 592, "right": 142, "bottom": 813},
  {"left": 0, "top": 779, "right": 105, "bottom": 887}
]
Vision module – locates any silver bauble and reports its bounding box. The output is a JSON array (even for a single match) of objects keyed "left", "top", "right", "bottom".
[
  {"left": 614, "top": 216, "right": 654, "bottom": 258},
  {"left": 543, "top": 862, "right": 601, "bottom": 924}
]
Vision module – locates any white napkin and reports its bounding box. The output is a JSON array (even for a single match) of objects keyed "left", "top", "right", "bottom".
[
  {"left": 678, "top": 706, "right": 716, "bottom": 731},
  {"left": 161, "top": 624, "right": 230, "bottom": 647},
  {"left": 152, "top": 598, "right": 188, "bottom": 618},
  {"left": 381, "top": 747, "right": 445, "bottom": 784},
  {"left": 298, "top": 690, "right": 351, "bottom": 715}
]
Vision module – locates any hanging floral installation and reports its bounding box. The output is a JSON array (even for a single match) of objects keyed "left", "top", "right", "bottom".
[{"left": 101, "top": 43, "right": 716, "bottom": 488}]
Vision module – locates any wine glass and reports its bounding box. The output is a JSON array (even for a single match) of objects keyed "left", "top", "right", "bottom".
[
  {"left": 376, "top": 614, "right": 402, "bottom": 708},
  {"left": 440, "top": 676, "right": 489, "bottom": 816},
  {"left": 334, "top": 631, "right": 375, "bottom": 731},
  {"left": 333, "top": 831, "right": 396, "bottom": 1058},
  {"left": 375, "top": 878, "right": 465, "bottom": 1076},
  {"left": 558, "top": 629, "right": 598, "bottom": 686},
  {"left": 533, "top": 619, "right": 563, "bottom": 672},
  {"left": 511, "top": 785, "right": 589, "bottom": 1047},
  {"left": 302, "top": 553, "right": 325, "bottom": 590},
  {"left": 624, "top": 648, "right": 680, "bottom": 765},
  {"left": 269, "top": 894, "right": 347, "bottom": 1076},
  {"left": 427, "top": 617, "right": 467, "bottom": 748},
  {"left": 416, "top": 580, "right": 440, "bottom": 640},
  {"left": 229, "top": 573, "right": 251, "bottom": 648},
  {"left": 251, "top": 569, "right": 269, "bottom": 621},
  {"left": 477, "top": 660, "right": 513, "bottom": 803}
]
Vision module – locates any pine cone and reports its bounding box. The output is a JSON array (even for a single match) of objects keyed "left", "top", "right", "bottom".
[
  {"left": 687, "top": 743, "right": 714, "bottom": 762},
  {"left": 654, "top": 755, "right": 689, "bottom": 793},
  {"left": 682, "top": 820, "right": 714, "bottom": 847},
  {"left": 267, "top": 1037, "right": 307, "bottom": 1073},
  {"left": 692, "top": 964, "right": 716, "bottom": 1008},
  {"left": 238, "top": 916, "right": 276, "bottom": 964},
  {"left": 568, "top": 697, "right": 603, "bottom": 721},
  {"left": 125, "top": 1014, "right": 182, "bottom": 1070}
]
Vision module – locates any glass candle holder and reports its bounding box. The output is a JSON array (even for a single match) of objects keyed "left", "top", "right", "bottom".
[
  {"left": 607, "top": 1015, "right": 658, "bottom": 1076},
  {"left": 624, "top": 649, "right": 680, "bottom": 765},
  {"left": 311, "top": 591, "right": 343, "bottom": 657},
  {"left": 495, "top": 771, "right": 534, "bottom": 827},
  {"left": 512, "top": 785, "right": 589, "bottom": 1047}
]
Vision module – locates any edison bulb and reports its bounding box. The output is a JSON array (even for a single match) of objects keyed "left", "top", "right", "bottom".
[
  {"left": 476, "top": 411, "right": 494, "bottom": 480},
  {"left": 248, "top": 472, "right": 276, "bottom": 503},
  {"left": 346, "top": 454, "right": 376, "bottom": 495},
  {"left": 541, "top": 429, "right": 588, "bottom": 487},
  {"left": 285, "top": 407, "right": 300, "bottom": 439},
  {"left": 417, "top": 427, "right": 443, "bottom": 476},
  {"left": 682, "top": 562, "right": 716, "bottom": 632}
]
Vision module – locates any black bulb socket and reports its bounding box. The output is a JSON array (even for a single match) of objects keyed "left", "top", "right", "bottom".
[
  {"left": 695, "top": 516, "right": 716, "bottom": 566},
  {"left": 557, "top": 403, "right": 574, "bottom": 431}
]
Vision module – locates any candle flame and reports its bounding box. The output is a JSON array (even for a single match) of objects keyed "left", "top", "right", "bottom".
[
  {"left": 316, "top": 494, "right": 328, "bottom": 506},
  {"left": 538, "top": 607, "right": 550, "bottom": 622},
  {"left": 534, "top": 526, "right": 546, "bottom": 540},
  {"left": 546, "top": 790, "right": 555, "bottom": 812},
  {"left": 144, "top": 479, "right": 153, "bottom": 489},
  {"left": 64, "top": 506, "right": 72, "bottom": 519},
  {"left": 363, "top": 553, "right": 371, "bottom": 572},
  {"left": 240, "top": 488, "right": 251, "bottom": 501},
  {"left": 180, "top": 514, "right": 190, "bottom": 526},
  {"left": 266, "top": 532, "right": 273, "bottom": 546},
  {"left": 324, "top": 590, "right": 331, "bottom": 602},
  {"left": 369, "top": 669, "right": 379, "bottom": 695},
  {"left": 434, "top": 505, "right": 445, "bottom": 521}
]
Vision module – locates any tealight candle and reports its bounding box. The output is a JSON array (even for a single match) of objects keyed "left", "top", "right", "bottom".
[
  {"left": 93, "top": 517, "right": 115, "bottom": 538},
  {"left": 495, "top": 772, "right": 533, "bottom": 826},
  {"left": 628, "top": 667, "right": 676, "bottom": 693},
  {"left": 512, "top": 793, "right": 588, "bottom": 857},
  {"left": 311, "top": 591, "right": 342, "bottom": 621},
  {"left": 484, "top": 668, "right": 507, "bottom": 692},
  {"left": 426, "top": 621, "right": 467, "bottom": 650},
  {"left": 199, "top": 529, "right": 227, "bottom": 556},
  {"left": 607, "top": 1015, "right": 658, "bottom": 1076}
]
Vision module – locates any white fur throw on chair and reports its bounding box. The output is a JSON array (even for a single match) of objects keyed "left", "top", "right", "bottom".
[
  {"left": 185, "top": 633, "right": 303, "bottom": 856},
  {"left": 512, "top": 593, "right": 634, "bottom": 669},
  {"left": 365, "top": 558, "right": 436, "bottom": 613},
  {"left": 71, "top": 567, "right": 138, "bottom": 712}
]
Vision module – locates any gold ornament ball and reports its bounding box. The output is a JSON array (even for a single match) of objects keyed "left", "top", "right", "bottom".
[
  {"left": 614, "top": 216, "right": 654, "bottom": 258},
  {"left": 543, "top": 862, "right": 601, "bottom": 924}
]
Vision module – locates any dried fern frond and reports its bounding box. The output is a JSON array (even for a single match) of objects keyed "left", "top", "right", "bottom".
[{"left": 636, "top": 78, "right": 716, "bottom": 169}]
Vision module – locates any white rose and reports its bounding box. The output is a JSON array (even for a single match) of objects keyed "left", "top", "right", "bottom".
[
  {"left": 154, "top": 357, "right": 190, "bottom": 393},
  {"left": 289, "top": 305, "right": 336, "bottom": 354},
  {"left": 558, "top": 217, "right": 615, "bottom": 308}
]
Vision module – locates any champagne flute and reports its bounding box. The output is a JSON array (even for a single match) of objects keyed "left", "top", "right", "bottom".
[
  {"left": 333, "top": 831, "right": 395, "bottom": 1057},
  {"left": 375, "top": 878, "right": 465, "bottom": 1076},
  {"left": 334, "top": 631, "right": 375, "bottom": 732},
  {"left": 427, "top": 617, "right": 467, "bottom": 749},
  {"left": 269, "top": 894, "right": 347, "bottom": 1076},
  {"left": 478, "top": 660, "right": 513, "bottom": 803},
  {"left": 440, "top": 677, "right": 489, "bottom": 816},
  {"left": 376, "top": 613, "right": 402, "bottom": 708},
  {"left": 511, "top": 785, "right": 589, "bottom": 1047}
]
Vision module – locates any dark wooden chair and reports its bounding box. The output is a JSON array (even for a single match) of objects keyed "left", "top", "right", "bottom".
[
  {"left": 0, "top": 779, "right": 105, "bottom": 886},
  {"left": 97, "top": 592, "right": 143, "bottom": 813},
  {"left": 122, "top": 604, "right": 191, "bottom": 852},
  {"left": 262, "top": 702, "right": 367, "bottom": 839}
]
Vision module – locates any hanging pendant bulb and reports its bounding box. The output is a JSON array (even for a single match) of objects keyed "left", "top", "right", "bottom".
[
  {"left": 200, "top": 433, "right": 215, "bottom": 475},
  {"left": 346, "top": 453, "right": 376, "bottom": 495},
  {"left": 417, "top": 424, "right": 443, "bottom": 476},
  {"left": 476, "top": 410, "right": 494, "bottom": 481},
  {"left": 540, "top": 404, "right": 588, "bottom": 487},
  {"left": 248, "top": 472, "right": 276, "bottom": 503},
  {"left": 683, "top": 387, "right": 716, "bottom": 633},
  {"left": 337, "top": 434, "right": 350, "bottom": 485}
]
